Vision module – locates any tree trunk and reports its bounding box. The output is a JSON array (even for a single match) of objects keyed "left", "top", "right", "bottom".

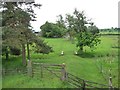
[
  {"left": 5, "top": 47, "right": 9, "bottom": 60},
  {"left": 78, "top": 46, "right": 83, "bottom": 55},
  {"left": 27, "top": 42, "right": 30, "bottom": 61},
  {"left": 22, "top": 44, "right": 26, "bottom": 66}
]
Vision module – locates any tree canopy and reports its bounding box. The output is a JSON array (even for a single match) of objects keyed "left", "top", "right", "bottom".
[
  {"left": 56, "top": 9, "right": 101, "bottom": 54},
  {"left": 1, "top": 2, "right": 52, "bottom": 65},
  {"left": 40, "top": 21, "right": 65, "bottom": 38}
]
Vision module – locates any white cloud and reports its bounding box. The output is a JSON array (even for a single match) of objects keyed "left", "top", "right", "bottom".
[{"left": 31, "top": 0, "right": 119, "bottom": 31}]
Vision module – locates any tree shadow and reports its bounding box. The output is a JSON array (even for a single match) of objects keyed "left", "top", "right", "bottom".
[
  {"left": 75, "top": 49, "right": 118, "bottom": 58},
  {"left": 75, "top": 52, "right": 95, "bottom": 58},
  {"left": 112, "top": 46, "right": 120, "bottom": 49}
]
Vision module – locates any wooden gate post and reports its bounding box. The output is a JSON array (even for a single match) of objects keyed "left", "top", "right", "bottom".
[
  {"left": 61, "top": 63, "right": 67, "bottom": 81},
  {"left": 27, "top": 60, "right": 33, "bottom": 77},
  {"left": 109, "top": 76, "right": 113, "bottom": 90},
  {"left": 82, "top": 80, "right": 86, "bottom": 90}
]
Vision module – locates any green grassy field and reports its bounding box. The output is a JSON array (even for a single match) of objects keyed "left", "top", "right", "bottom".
[{"left": 2, "top": 35, "right": 119, "bottom": 88}]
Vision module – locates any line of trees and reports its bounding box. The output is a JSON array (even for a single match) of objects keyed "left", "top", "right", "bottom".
[
  {"left": 100, "top": 27, "right": 120, "bottom": 32},
  {"left": 40, "top": 9, "right": 101, "bottom": 55},
  {"left": 1, "top": 2, "right": 53, "bottom": 66}
]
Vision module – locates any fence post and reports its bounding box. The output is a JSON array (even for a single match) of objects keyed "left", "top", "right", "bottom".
[
  {"left": 109, "top": 76, "right": 113, "bottom": 90},
  {"left": 82, "top": 80, "right": 86, "bottom": 90},
  {"left": 27, "top": 60, "right": 32, "bottom": 77},
  {"left": 61, "top": 63, "right": 67, "bottom": 81},
  {"left": 41, "top": 63, "right": 43, "bottom": 78},
  {"left": 108, "top": 68, "right": 113, "bottom": 90}
]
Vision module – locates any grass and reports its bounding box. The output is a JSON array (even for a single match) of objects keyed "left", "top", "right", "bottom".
[
  {"left": 2, "top": 74, "right": 70, "bottom": 88},
  {"left": 100, "top": 31, "right": 120, "bottom": 34},
  {"left": 2, "top": 35, "right": 119, "bottom": 88}
]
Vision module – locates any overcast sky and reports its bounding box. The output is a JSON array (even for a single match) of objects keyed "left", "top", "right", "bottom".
[{"left": 31, "top": 0, "right": 119, "bottom": 32}]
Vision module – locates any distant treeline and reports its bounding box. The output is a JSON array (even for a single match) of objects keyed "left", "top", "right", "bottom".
[
  {"left": 100, "top": 34, "right": 120, "bottom": 36},
  {"left": 100, "top": 28, "right": 120, "bottom": 32}
]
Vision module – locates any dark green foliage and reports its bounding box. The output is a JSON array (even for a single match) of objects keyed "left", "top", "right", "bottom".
[
  {"left": 40, "top": 21, "right": 64, "bottom": 38},
  {"left": 2, "top": 46, "right": 8, "bottom": 55},
  {"left": 56, "top": 15, "right": 66, "bottom": 28},
  {"left": 2, "top": 46, "right": 9, "bottom": 60},
  {"left": 56, "top": 15, "right": 67, "bottom": 36},
  {"left": 34, "top": 38, "right": 53, "bottom": 54},
  {"left": 100, "top": 27, "right": 119, "bottom": 32},
  {"left": 65, "top": 14, "right": 76, "bottom": 43},
  {"left": 58, "top": 9, "right": 101, "bottom": 55},
  {"left": 10, "top": 47, "right": 21, "bottom": 56},
  {"left": 76, "top": 24, "right": 101, "bottom": 49},
  {"left": 1, "top": 2, "right": 52, "bottom": 63},
  {"left": 72, "top": 9, "right": 101, "bottom": 54}
]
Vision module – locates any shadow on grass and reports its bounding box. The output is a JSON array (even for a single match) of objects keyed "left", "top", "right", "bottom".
[
  {"left": 75, "top": 51, "right": 118, "bottom": 58},
  {"left": 112, "top": 46, "right": 120, "bottom": 49},
  {"left": 75, "top": 52, "right": 95, "bottom": 58},
  {"left": 75, "top": 50, "right": 118, "bottom": 59},
  {"left": 2, "top": 55, "right": 26, "bottom": 69},
  {"left": 2, "top": 55, "right": 21, "bottom": 62}
]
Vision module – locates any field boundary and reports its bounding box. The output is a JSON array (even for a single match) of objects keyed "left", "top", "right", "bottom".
[
  {"left": 31, "top": 61, "right": 114, "bottom": 89},
  {"left": 100, "top": 34, "right": 120, "bottom": 36},
  {"left": 2, "top": 61, "right": 115, "bottom": 89}
]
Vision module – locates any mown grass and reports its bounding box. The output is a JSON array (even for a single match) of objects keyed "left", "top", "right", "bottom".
[{"left": 2, "top": 35, "right": 119, "bottom": 88}]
